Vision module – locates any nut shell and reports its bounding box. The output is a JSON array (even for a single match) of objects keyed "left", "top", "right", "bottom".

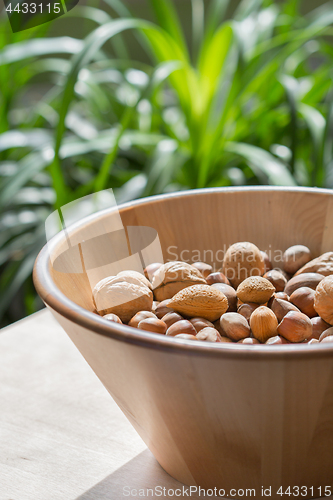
[
  {"left": 222, "top": 242, "right": 265, "bottom": 288},
  {"left": 236, "top": 276, "right": 275, "bottom": 304},
  {"left": 295, "top": 251, "right": 333, "bottom": 276},
  {"left": 277, "top": 311, "right": 312, "bottom": 343},
  {"left": 196, "top": 327, "right": 222, "bottom": 343},
  {"left": 190, "top": 317, "right": 215, "bottom": 333},
  {"left": 237, "top": 302, "right": 259, "bottom": 323},
  {"left": 263, "top": 270, "right": 287, "bottom": 293},
  {"left": 310, "top": 317, "right": 331, "bottom": 340},
  {"left": 319, "top": 327, "right": 333, "bottom": 342},
  {"left": 283, "top": 245, "right": 311, "bottom": 275},
  {"left": 250, "top": 306, "right": 278, "bottom": 343},
  {"left": 155, "top": 299, "right": 174, "bottom": 319},
  {"left": 128, "top": 311, "right": 157, "bottom": 328},
  {"left": 192, "top": 262, "right": 213, "bottom": 278},
  {"left": 314, "top": 275, "right": 333, "bottom": 325},
  {"left": 93, "top": 275, "right": 153, "bottom": 323},
  {"left": 289, "top": 287, "right": 317, "bottom": 318},
  {"left": 166, "top": 320, "right": 197, "bottom": 337},
  {"left": 270, "top": 298, "right": 300, "bottom": 323},
  {"left": 168, "top": 284, "right": 228, "bottom": 322},
  {"left": 161, "top": 312, "right": 184, "bottom": 328},
  {"left": 284, "top": 273, "right": 324, "bottom": 296},
  {"left": 138, "top": 318, "right": 167, "bottom": 334},
  {"left": 211, "top": 283, "right": 237, "bottom": 312},
  {"left": 152, "top": 261, "right": 206, "bottom": 301},
  {"left": 220, "top": 312, "right": 251, "bottom": 341},
  {"left": 206, "top": 272, "right": 230, "bottom": 286}
]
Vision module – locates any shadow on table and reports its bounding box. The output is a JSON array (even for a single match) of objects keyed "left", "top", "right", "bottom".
[{"left": 76, "top": 449, "right": 208, "bottom": 500}]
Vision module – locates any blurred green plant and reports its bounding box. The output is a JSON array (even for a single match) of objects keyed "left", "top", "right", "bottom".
[{"left": 1, "top": 0, "right": 333, "bottom": 325}]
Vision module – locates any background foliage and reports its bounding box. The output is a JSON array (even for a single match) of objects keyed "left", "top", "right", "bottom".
[{"left": 1, "top": 0, "right": 333, "bottom": 326}]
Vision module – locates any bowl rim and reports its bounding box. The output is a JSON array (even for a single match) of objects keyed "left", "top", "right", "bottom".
[{"left": 33, "top": 186, "right": 333, "bottom": 359}]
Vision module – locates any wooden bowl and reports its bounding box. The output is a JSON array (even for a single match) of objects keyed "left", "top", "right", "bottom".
[{"left": 34, "top": 187, "right": 333, "bottom": 498}]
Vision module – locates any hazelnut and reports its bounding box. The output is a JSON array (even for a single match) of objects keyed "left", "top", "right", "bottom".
[
  {"left": 128, "top": 311, "right": 157, "bottom": 328},
  {"left": 222, "top": 242, "right": 265, "bottom": 288},
  {"left": 196, "top": 327, "right": 222, "bottom": 343},
  {"left": 93, "top": 274, "right": 153, "bottom": 323},
  {"left": 270, "top": 297, "right": 301, "bottom": 323},
  {"left": 289, "top": 287, "right": 317, "bottom": 318},
  {"left": 283, "top": 245, "right": 312, "bottom": 274},
  {"left": 168, "top": 284, "right": 228, "bottom": 322},
  {"left": 274, "top": 292, "right": 289, "bottom": 301},
  {"left": 277, "top": 311, "right": 312, "bottom": 342},
  {"left": 103, "top": 313, "right": 122, "bottom": 324},
  {"left": 144, "top": 262, "right": 163, "bottom": 281},
  {"left": 211, "top": 283, "right": 237, "bottom": 312},
  {"left": 295, "top": 251, "right": 333, "bottom": 276},
  {"left": 152, "top": 300, "right": 160, "bottom": 312},
  {"left": 166, "top": 320, "right": 197, "bottom": 337},
  {"left": 162, "top": 312, "right": 184, "bottom": 328},
  {"left": 263, "top": 270, "right": 287, "bottom": 292},
  {"left": 310, "top": 317, "right": 331, "bottom": 340},
  {"left": 237, "top": 302, "right": 260, "bottom": 323},
  {"left": 238, "top": 337, "right": 260, "bottom": 344},
  {"left": 284, "top": 272, "right": 324, "bottom": 296},
  {"left": 319, "top": 327, "right": 333, "bottom": 342},
  {"left": 265, "top": 335, "right": 290, "bottom": 345},
  {"left": 152, "top": 261, "right": 206, "bottom": 301},
  {"left": 206, "top": 272, "right": 230, "bottom": 286},
  {"left": 261, "top": 251, "right": 272, "bottom": 273},
  {"left": 138, "top": 318, "right": 167, "bottom": 334},
  {"left": 192, "top": 262, "right": 213, "bottom": 278},
  {"left": 155, "top": 299, "right": 174, "bottom": 319},
  {"left": 190, "top": 317, "right": 215, "bottom": 333},
  {"left": 314, "top": 275, "right": 333, "bottom": 325},
  {"left": 250, "top": 306, "right": 278, "bottom": 343},
  {"left": 236, "top": 276, "right": 275, "bottom": 304},
  {"left": 175, "top": 334, "right": 198, "bottom": 340},
  {"left": 220, "top": 336, "right": 233, "bottom": 343},
  {"left": 220, "top": 312, "right": 251, "bottom": 341}
]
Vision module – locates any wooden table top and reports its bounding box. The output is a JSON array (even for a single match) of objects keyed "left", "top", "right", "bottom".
[{"left": 0, "top": 310, "right": 203, "bottom": 500}]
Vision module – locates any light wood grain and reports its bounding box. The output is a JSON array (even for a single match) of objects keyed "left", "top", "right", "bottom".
[
  {"left": 0, "top": 310, "right": 205, "bottom": 500},
  {"left": 33, "top": 187, "right": 333, "bottom": 499}
]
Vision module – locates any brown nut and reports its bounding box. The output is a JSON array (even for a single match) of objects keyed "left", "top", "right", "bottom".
[
  {"left": 196, "top": 327, "right": 222, "bottom": 343},
  {"left": 270, "top": 298, "right": 300, "bottom": 323},
  {"left": 261, "top": 251, "right": 272, "bottom": 273},
  {"left": 263, "top": 270, "right": 287, "bottom": 292},
  {"left": 144, "top": 262, "right": 163, "bottom": 281},
  {"left": 265, "top": 335, "right": 290, "bottom": 345},
  {"left": 206, "top": 272, "right": 230, "bottom": 286},
  {"left": 236, "top": 276, "right": 275, "bottom": 304},
  {"left": 277, "top": 311, "right": 312, "bottom": 343},
  {"left": 283, "top": 245, "right": 312, "bottom": 275},
  {"left": 284, "top": 272, "right": 324, "bottom": 296},
  {"left": 128, "top": 311, "right": 157, "bottom": 328},
  {"left": 320, "top": 335, "right": 333, "bottom": 343},
  {"left": 168, "top": 284, "right": 228, "bottom": 322},
  {"left": 93, "top": 274, "right": 153, "bottom": 323},
  {"left": 211, "top": 283, "right": 237, "bottom": 312},
  {"left": 103, "top": 313, "right": 122, "bottom": 324},
  {"left": 166, "top": 320, "right": 197, "bottom": 337},
  {"left": 220, "top": 336, "right": 234, "bottom": 343},
  {"left": 138, "top": 318, "right": 167, "bottom": 334},
  {"left": 175, "top": 334, "right": 198, "bottom": 341},
  {"left": 190, "top": 317, "right": 215, "bottom": 333},
  {"left": 220, "top": 312, "right": 251, "bottom": 341},
  {"left": 274, "top": 292, "right": 289, "bottom": 301},
  {"left": 161, "top": 312, "right": 184, "bottom": 329},
  {"left": 152, "top": 301, "right": 160, "bottom": 312},
  {"left": 250, "top": 306, "right": 278, "bottom": 343},
  {"left": 238, "top": 337, "right": 260, "bottom": 344},
  {"left": 152, "top": 261, "right": 206, "bottom": 301},
  {"left": 289, "top": 287, "right": 317, "bottom": 318},
  {"left": 319, "top": 327, "right": 333, "bottom": 342},
  {"left": 295, "top": 251, "right": 333, "bottom": 276},
  {"left": 192, "top": 262, "right": 213, "bottom": 278},
  {"left": 310, "top": 317, "right": 331, "bottom": 340},
  {"left": 222, "top": 242, "right": 265, "bottom": 288},
  {"left": 155, "top": 299, "right": 174, "bottom": 319},
  {"left": 314, "top": 275, "right": 333, "bottom": 325},
  {"left": 237, "top": 302, "right": 260, "bottom": 323}
]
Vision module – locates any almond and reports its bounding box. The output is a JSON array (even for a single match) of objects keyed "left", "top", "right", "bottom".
[
  {"left": 236, "top": 276, "right": 275, "bottom": 304},
  {"left": 168, "top": 284, "right": 228, "bottom": 322}
]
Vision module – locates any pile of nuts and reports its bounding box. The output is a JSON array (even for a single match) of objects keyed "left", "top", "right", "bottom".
[{"left": 92, "top": 242, "right": 333, "bottom": 345}]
